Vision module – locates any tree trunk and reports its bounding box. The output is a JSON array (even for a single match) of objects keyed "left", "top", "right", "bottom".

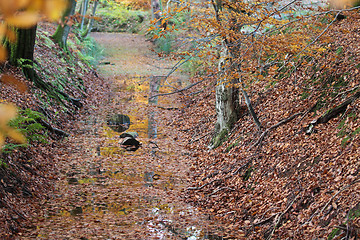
[
  {"left": 151, "top": 0, "right": 163, "bottom": 28},
  {"left": 52, "top": 0, "right": 77, "bottom": 49},
  {"left": 81, "top": 0, "right": 99, "bottom": 38},
  {"left": 79, "top": 0, "right": 89, "bottom": 31},
  {"left": 210, "top": 42, "right": 241, "bottom": 149},
  {"left": 9, "top": 25, "right": 37, "bottom": 80}
]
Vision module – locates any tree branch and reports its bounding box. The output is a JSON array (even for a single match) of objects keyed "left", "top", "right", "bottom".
[
  {"left": 250, "top": 112, "right": 303, "bottom": 149},
  {"left": 149, "top": 79, "right": 206, "bottom": 99}
]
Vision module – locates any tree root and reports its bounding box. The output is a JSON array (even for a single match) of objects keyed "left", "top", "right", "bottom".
[
  {"left": 306, "top": 89, "right": 360, "bottom": 134},
  {"left": 38, "top": 119, "right": 69, "bottom": 138},
  {"left": 250, "top": 112, "right": 303, "bottom": 150}
]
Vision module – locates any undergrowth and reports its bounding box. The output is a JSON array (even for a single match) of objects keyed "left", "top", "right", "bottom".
[{"left": 93, "top": 1, "right": 149, "bottom": 33}]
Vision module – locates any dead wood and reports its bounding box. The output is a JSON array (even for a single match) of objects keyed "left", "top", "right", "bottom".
[
  {"left": 306, "top": 89, "right": 360, "bottom": 134},
  {"left": 265, "top": 193, "right": 300, "bottom": 240},
  {"left": 242, "top": 89, "right": 262, "bottom": 130},
  {"left": 149, "top": 79, "right": 206, "bottom": 100},
  {"left": 250, "top": 112, "right": 303, "bottom": 150},
  {"left": 38, "top": 119, "right": 69, "bottom": 138}
]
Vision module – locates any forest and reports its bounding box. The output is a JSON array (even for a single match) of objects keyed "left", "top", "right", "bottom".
[{"left": 0, "top": 0, "right": 359, "bottom": 239}]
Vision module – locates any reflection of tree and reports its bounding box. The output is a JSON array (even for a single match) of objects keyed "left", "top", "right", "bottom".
[{"left": 148, "top": 76, "right": 161, "bottom": 139}]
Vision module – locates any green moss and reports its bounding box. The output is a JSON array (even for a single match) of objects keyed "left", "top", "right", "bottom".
[
  {"left": 225, "top": 140, "right": 240, "bottom": 152},
  {"left": 243, "top": 166, "right": 253, "bottom": 181},
  {"left": 210, "top": 128, "right": 229, "bottom": 149},
  {"left": 328, "top": 227, "right": 341, "bottom": 240}
]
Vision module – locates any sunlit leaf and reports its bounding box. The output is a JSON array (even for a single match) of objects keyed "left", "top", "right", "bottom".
[
  {"left": 1, "top": 74, "right": 28, "bottom": 93},
  {"left": 43, "top": 0, "right": 68, "bottom": 21},
  {"left": 5, "top": 29, "right": 17, "bottom": 42},
  {"left": 28, "top": 0, "right": 43, "bottom": 11},
  {"left": 0, "top": 46, "right": 7, "bottom": 62},
  {"left": 6, "top": 11, "right": 39, "bottom": 28},
  {"left": 0, "top": 23, "right": 6, "bottom": 39},
  {"left": 0, "top": 0, "right": 16, "bottom": 16},
  {"left": 14, "top": 0, "right": 31, "bottom": 9},
  {"left": 0, "top": 104, "right": 26, "bottom": 145},
  {"left": 0, "top": 104, "right": 17, "bottom": 124},
  {"left": 6, "top": 128, "right": 26, "bottom": 143}
]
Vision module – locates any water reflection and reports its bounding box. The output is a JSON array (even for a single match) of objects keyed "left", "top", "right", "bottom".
[
  {"left": 46, "top": 74, "right": 227, "bottom": 240},
  {"left": 148, "top": 76, "right": 161, "bottom": 139},
  {"left": 106, "top": 114, "right": 130, "bottom": 132}
]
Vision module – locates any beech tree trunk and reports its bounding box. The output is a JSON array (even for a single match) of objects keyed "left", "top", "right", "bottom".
[
  {"left": 9, "top": 25, "right": 37, "bottom": 80},
  {"left": 52, "top": 0, "right": 77, "bottom": 49},
  {"left": 211, "top": 42, "right": 241, "bottom": 148},
  {"left": 79, "top": 0, "right": 89, "bottom": 31},
  {"left": 81, "top": 0, "right": 99, "bottom": 38},
  {"left": 151, "top": 0, "right": 163, "bottom": 28}
]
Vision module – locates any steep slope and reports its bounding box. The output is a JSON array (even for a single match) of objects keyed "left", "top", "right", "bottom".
[{"left": 179, "top": 11, "right": 360, "bottom": 239}]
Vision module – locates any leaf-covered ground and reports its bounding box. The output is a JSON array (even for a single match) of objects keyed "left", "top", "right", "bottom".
[{"left": 178, "top": 12, "right": 360, "bottom": 239}]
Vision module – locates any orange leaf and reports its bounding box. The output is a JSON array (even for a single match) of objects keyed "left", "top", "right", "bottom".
[
  {"left": 1, "top": 74, "right": 28, "bottom": 93},
  {"left": 42, "top": 0, "right": 68, "bottom": 21},
  {"left": 0, "top": 46, "right": 7, "bottom": 62},
  {"left": 5, "top": 29, "right": 16, "bottom": 42},
  {"left": 6, "top": 11, "right": 39, "bottom": 28}
]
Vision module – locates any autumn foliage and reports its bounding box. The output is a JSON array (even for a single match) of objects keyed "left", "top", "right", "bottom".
[{"left": 158, "top": 1, "right": 360, "bottom": 239}]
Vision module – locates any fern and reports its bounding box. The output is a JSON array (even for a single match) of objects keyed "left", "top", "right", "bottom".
[{"left": 8, "top": 108, "right": 48, "bottom": 146}]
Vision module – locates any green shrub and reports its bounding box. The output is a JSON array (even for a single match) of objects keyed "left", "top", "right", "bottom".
[{"left": 8, "top": 108, "right": 48, "bottom": 145}]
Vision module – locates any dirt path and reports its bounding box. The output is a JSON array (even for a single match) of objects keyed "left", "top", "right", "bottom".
[{"left": 21, "top": 33, "right": 222, "bottom": 240}]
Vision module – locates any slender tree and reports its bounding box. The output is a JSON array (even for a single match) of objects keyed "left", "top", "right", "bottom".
[
  {"left": 79, "top": 0, "right": 90, "bottom": 31},
  {"left": 151, "top": 0, "right": 163, "bottom": 28},
  {"left": 52, "top": 0, "right": 77, "bottom": 49},
  {"left": 81, "top": 0, "right": 99, "bottom": 38}
]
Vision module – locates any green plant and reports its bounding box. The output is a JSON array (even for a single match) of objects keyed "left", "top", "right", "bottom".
[
  {"left": 8, "top": 108, "right": 48, "bottom": 145},
  {"left": 93, "top": 1, "right": 148, "bottom": 33},
  {"left": 75, "top": 36, "right": 104, "bottom": 66},
  {"left": 0, "top": 158, "right": 8, "bottom": 168}
]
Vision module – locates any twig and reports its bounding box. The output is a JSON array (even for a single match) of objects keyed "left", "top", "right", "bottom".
[
  {"left": 149, "top": 79, "right": 206, "bottom": 99},
  {"left": 188, "top": 133, "right": 211, "bottom": 144},
  {"left": 187, "top": 178, "right": 220, "bottom": 190},
  {"left": 0, "top": 198, "right": 27, "bottom": 220},
  {"left": 320, "top": 179, "right": 360, "bottom": 214},
  {"left": 208, "top": 186, "right": 235, "bottom": 197},
  {"left": 266, "top": 193, "right": 300, "bottom": 240},
  {"left": 38, "top": 119, "right": 69, "bottom": 137},
  {"left": 250, "top": 112, "right": 303, "bottom": 150},
  {"left": 155, "top": 106, "right": 179, "bottom": 110},
  {"left": 300, "top": 179, "right": 360, "bottom": 230}
]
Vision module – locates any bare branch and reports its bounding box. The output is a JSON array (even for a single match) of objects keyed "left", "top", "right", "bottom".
[{"left": 149, "top": 79, "right": 206, "bottom": 99}]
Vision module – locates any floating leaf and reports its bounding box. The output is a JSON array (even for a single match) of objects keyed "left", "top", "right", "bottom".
[
  {"left": 0, "top": 0, "right": 16, "bottom": 16},
  {"left": 42, "top": 0, "right": 68, "bottom": 21},
  {"left": 0, "top": 23, "right": 6, "bottom": 39},
  {"left": 14, "top": 0, "right": 31, "bottom": 9},
  {"left": 0, "top": 46, "right": 7, "bottom": 62},
  {"left": 6, "top": 128, "right": 26, "bottom": 143},
  {"left": 6, "top": 11, "right": 39, "bottom": 28},
  {"left": 1, "top": 74, "right": 28, "bottom": 93},
  {"left": 0, "top": 104, "right": 26, "bottom": 145},
  {"left": 5, "top": 29, "right": 17, "bottom": 42}
]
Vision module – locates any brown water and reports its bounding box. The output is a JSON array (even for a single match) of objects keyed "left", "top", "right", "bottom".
[{"left": 23, "top": 33, "right": 225, "bottom": 239}]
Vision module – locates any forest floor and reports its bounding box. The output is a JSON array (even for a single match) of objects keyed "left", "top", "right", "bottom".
[{"left": 18, "top": 33, "right": 223, "bottom": 239}]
